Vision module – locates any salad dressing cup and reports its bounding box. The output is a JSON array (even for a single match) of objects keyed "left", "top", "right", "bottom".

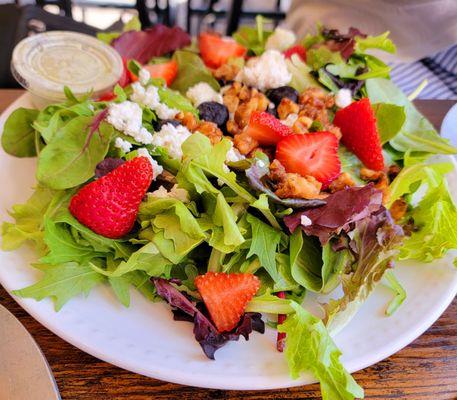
[{"left": 11, "top": 31, "right": 123, "bottom": 108}]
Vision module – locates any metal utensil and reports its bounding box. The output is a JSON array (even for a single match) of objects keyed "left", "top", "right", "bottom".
[{"left": 0, "top": 304, "right": 60, "bottom": 400}]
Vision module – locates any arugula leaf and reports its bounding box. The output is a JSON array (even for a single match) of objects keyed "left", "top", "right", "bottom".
[
  {"left": 37, "top": 115, "right": 113, "bottom": 189},
  {"left": 171, "top": 50, "right": 220, "bottom": 94},
  {"left": 246, "top": 214, "right": 281, "bottom": 280},
  {"left": 399, "top": 181, "right": 457, "bottom": 262},
  {"left": 2, "top": 186, "right": 64, "bottom": 253},
  {"left": 2, "top": 108, "right": 40, "bottom": 157},
  {"left": 366, "top": 78, "right": 457, "bottom": 154},
  {"left": 382, "top": 270, "right": 406, "bottom": 316},
  {"left": 13, "top": 263, "right": 105, "bottom": 311},
  {"left": 355, "top": 31, "right": 396, "bottom": 54},
  {"left": 372, "top": 103, "right": 406, "bottom": 144},
  {"left": 278, "top": 301, "right": 364, "bottom": 400}
]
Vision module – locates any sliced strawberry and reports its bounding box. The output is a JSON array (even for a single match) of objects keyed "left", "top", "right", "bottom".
[
  {"left": 194, "top": 272, "right": 260, "bottom": 333},
  {"left": 333, "top": 98, "right": 384, "bottom": 171},
  {"left": 245, "top": 111, "right": 292, "bottom": 146},
  {"left": 284, "top": 45, "right": 307, "bottom": 61},
  {"left": 199, "top": 32, "right": 247, "bottom": 69},
  {"left": 276, "top": 132, "right": 341, "bottom": 188},
  {"left": 69, "top": 157, "right": 153, "bottom": 239},
  {"left": 142, "top": 60, "right": 178, "bottom": 86}
]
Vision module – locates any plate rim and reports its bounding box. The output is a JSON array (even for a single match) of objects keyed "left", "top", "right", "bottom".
[{"left": 0, "top": 92, "right": 456, "bottom": 391}]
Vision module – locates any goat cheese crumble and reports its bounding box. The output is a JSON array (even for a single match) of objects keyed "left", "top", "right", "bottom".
[
  {"left": 130, "top": 82, "right": 179, "bottom": 120},
  {"left": 282, "top": 113, "right": 298, "bottom": 127},
  {"left": 300, "top": 215, "right": 312, "bottom": 226},
  {"left": 137, "top": 148, "right": 164, "bottom": 180},
  {"left": 138, "top": 68, "right": 151, "bottom": 86},
  {"left": 106, "top": 101, "right": 153, "bottom": 144},
  {"left": 114, "top": 137, "right": 132, "bottom": 153},
  {"left": 265, "top": 27, "right": 297, "bottom": 51},
  {"left": 150, "top": 122, "right": 192, "bottom": 160},
  {"left": 236, "top": 50, "right": 292, "bottom": 91},
  {"left": 226, "top": 144, "right": 245, "bottom": 163},
  {"left": 150, "top": 184, "right": 190, "bottom": 202},
  {"left": 335, "top": 88, "right": 353, "bottom": 108},
  {"left": 186, "top": 82, "right": 223, "bottom": 106}
]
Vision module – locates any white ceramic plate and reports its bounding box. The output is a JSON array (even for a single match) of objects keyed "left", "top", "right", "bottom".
[{"left": 1, "top": 93, "right": 456, "bottom": 390}]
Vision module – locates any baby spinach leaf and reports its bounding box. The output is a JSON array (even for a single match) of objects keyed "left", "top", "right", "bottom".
[
  {"left": 1, "top": 108, "right": 39, "bottom": 157},
  {"left": 37, "top": 115, "right": 114, "bottom": 189},
  {"left": 372, "top": 103, "right": 406, "bottom": 144}
]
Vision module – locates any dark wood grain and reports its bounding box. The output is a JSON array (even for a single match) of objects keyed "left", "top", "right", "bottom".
[{"left": 1, "top": 90, "right": 456, "bottom": 400}]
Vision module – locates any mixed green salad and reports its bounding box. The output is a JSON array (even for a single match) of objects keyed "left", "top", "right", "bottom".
[{"left": 2, "top": 17, "right": 457, "bottom": 400}]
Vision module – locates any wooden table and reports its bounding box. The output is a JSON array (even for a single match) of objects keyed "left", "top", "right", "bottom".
[{"left": 0, "top": 89, "right": 456, "bottom": 399}]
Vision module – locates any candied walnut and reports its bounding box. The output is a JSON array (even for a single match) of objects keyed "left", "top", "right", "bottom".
[
  {"left": 360, "top": 167, "right": 383, "bottom": 182},
  {"left": 223, "top": 93, "right": 240, "bottom": 114},
  {"left": 275, "top": 173, "right": 324, "bottom": 200},
  {"left": 328, "top": 172, "right": 355, "bottom": 193},
  {"left": 175, "top": 111, "right": 198, "bottom": 131},
  {"left": 238, "top": 85, "right": 251, "bottom": 101},
  {"left": 390, "top": 198, "right": 408, "bottom": 221},
  {"left": 226, "top": 120, "right": 241, "bottom": 136},
  {"left": 326, "top": 124, "right": 342, "bottom": 140},
  {"left": 298, "top": 87, "right": 334, "bottom": 125},
  {"left": 213, "top": 63, "right": 240, "bottom": 82},
  {"left": 360, "top": 167, "right": 389, "bottom": 203},
  {"left": 277, "top": 98, "right": 300, "bottom": 120},
  {"left": 292, "top": 115, "right": 313, "bottom": 134},
  {"left": 251, "top": 90, "right": 270, "bottom": 112},
  {"left": 269, "top": 159, "right": 287, "bottom": 181},
  {"left": 235, "top": 98, "right": 259, "bottom": 128},
  {"left": 388, "top": 164, "right": 401, "bottom": 181},
  {"left": 196, "top": 121, "right": 223, "bottom": 144},
  {"left": 234, "top": 132, "right": 259, "bottom": 155}
]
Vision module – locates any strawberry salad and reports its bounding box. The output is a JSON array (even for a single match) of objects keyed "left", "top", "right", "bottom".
[{"left": 2, "top": 17, "right": 457, "bottom": 399}]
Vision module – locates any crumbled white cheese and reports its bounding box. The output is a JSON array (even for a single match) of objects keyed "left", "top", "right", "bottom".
[
  {"left": 282, "top": 113, "right": 298, "bottom": 127},
  {"left": 137, "top": 148, "right": 164, "bottom": 180},
  {"left": 114, "top": 137, "right": 132, "bottom": 153},
  {"left": 130, "top": 82, "right": 179, "bottom": 120},
  {"left": 150, "top": 184, "right": 190, "bottom": 202},
  {"left": 300, "top": 215, "right": 312, "bottom": 226},
  {"left": 186, "top": 82, "right": 223, "bottom": 106},
  {"left": 226, "top": 144, "right": 246, "bottom": 163},
  {"left": 236, "top": 50, "right": 292, "bottom": 91},
  {"left": 106, "top": 101, "right": 153, "bottom": 144},
  {"left": 265, "top": 27, "right": 297, "bottom": 51},
  {"left": 150, "top": 123, "right": 192, "bottom": 160},
  {"left": 138, "top": 68, "right": 151, "bottom": 86},
  {"left": 335, "top": 88, "right": 353, "bottom": 108}
]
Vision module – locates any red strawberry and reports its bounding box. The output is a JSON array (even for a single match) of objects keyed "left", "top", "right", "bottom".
[
  {"left": 276, "top": 132, "right": 341, "bottom": 188},
  {"left": 283, "top": 45, "right": 307, "bottom": 61},
  {"left": 245, "top": 111, "right": 292, "bottom": 146},
  {"left": 142, "top": 60, "right": 178, "bottom": 86},
  {"left": 333, "top": 98, "right": 384, "bottom": 171},
  {"left": 194, "top": 272, "right": 260, "bottom": 333},
  {"left": 199, "top": 32, "right": 247, "bottom": 69},
  {"left": 69, "top": 157, "right": 153, "bottom": 239}
]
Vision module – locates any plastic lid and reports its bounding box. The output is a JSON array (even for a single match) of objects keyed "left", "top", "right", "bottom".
[{"left": 11, "top": 31, "right": 123, "bottom": 102}]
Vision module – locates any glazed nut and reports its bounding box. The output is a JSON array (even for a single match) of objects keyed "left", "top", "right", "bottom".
[
  {"left": 390, "top": 198, "right": 408, "bottom": 221},
  {"left": 223, "top": 93, "right": 240, "bottom": 114},
  {"left": 275, "top": 173, "right": 323, "bottom": 200},
  {"left": 292, "top": 115, "right": 313, "bottom": 134},
  {"left": 196, "top": 121, "right": 223, "bottom": 144},
  {"left": 213, "top": 63, "right": 240, "bottom": 82},
  {"left": 360, "top": 167, "right": 384, "bottom": 182},
  {"left": 277, "top": 98, "right": 300, "bottom": 120},
  {"left": 233, "top": 132, "right": 259, "bottom": 155},
  {"left": 235, "top": 98, "right": 258, "bottom": 128},
  {"left": 226, "top": 120, "right": 241, "bottom": 135},
  {"left": 328, "top": 172, "right": 355, "bottom": 193},
  {"left": 176, "top": 111, "right": 198, "bottom": 131}
]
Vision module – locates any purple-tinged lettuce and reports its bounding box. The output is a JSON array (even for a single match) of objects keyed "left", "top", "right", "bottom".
[
  {"left": 153, "top": 278, "right": 264, "bottom": 359},
  {"left": 284, "top": 184, "right": 383, "bottom": 244},
  {"left": 325, "top": 208, "right": 404, "bottom": 333},
  {"left": 95, "top": 157, "right": 125, "bottom": 178}
]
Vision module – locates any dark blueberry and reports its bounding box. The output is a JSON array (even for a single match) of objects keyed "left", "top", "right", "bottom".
[
  {"left": 266, "top": 86, "right": 299, "bottom": 106},
  {"left": 197, "top": 101, "right": 229, "bottom": 128},
  {"left": 156, "top": 119, "right": 181, "bottom": 130}
]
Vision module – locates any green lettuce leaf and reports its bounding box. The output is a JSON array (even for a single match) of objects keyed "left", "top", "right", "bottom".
[
  {"left": 278, "top": 301, "right": 364, "bottom": 400},
  {"left": 307, "top": 47, "right": 344, "bottom": 71},
  {"left": 158, "top": 86, "right": 197, "bottom": 115},
  {"left": 37, "top": 116, "right": 114, "bottom": 189},
  {"left": 246, "top": 214, "right": 281, "bottom": 280},
  {"left": 171, "top": 50, "right": 220, "bottom": 94},
  {"left": 382, "top": 270, "right": 406, "bottom": 316},
  {"left": 399, "top": 181, "right": 457, "bottom": 262},
  {"left": 286, "top": 54, "right": 321, "bottom": 92},
  {"left": 1, "top": 108, "right": 40, "bottom": 157},
  {"left": 366, "top": 78, "right": 457, "bottom": 154},
  {"left": 233, "top": 15, "right": 272, "bottom": 56},
  {"left": 13, "top": 263, "right": 105, "bottom": 311},
  {"left": 355, "top": 31, "right": 396, "bottom": 54},
  {"left": 372, "top": 103, "right": 406, "bottom": 144},
  {"left": 97, "top": 15, "right": 141, "bottom": 45}
]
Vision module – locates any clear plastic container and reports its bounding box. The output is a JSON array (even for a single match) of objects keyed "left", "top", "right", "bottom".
[{"left": 11, "top": 31, "right": 124, "bottom": 108}]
